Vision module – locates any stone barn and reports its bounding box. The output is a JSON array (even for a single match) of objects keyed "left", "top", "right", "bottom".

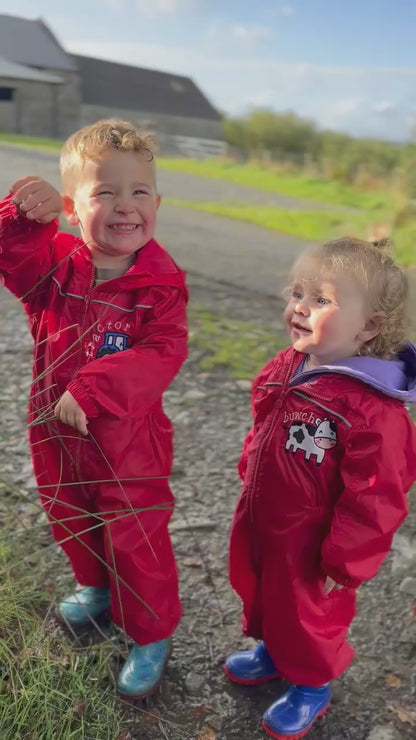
[{"left": 0, "top": 13, "right": 225, "bottom": 157}]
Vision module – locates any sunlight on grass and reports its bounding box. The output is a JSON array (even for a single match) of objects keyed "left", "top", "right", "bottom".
[
  {"left": 159, "top": 157, "right": 398, "bottom": 211},
  {"left": 0, "top": 534, "right": 123, "bottom": 739},
  {"left": 0, "top": 135, "right": 401, "bottom": 212},
  {"left": 0, "top": 133, "right": 62, "bottom": 151},
  {"left": 167, "top": 199, "right": 415, "bottom": 266},
  {"left": 392, "top": 222, "right": 416, "bottom": 266}
]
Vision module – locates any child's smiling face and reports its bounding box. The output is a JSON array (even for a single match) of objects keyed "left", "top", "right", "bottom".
[
  {"left": 284, "top": 267, "right": 376, "bottom": 368},
  {"left": 64, "top": 148, "right": 160, "bottom": 267}
]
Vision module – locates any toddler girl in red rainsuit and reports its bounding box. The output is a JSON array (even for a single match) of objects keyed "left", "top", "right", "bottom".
[
  {"left": 0, "top": 120, "right": 188, "bottom": 699},
  {"left": 225, "top": 237, "right": 416, "bottom": 739}
]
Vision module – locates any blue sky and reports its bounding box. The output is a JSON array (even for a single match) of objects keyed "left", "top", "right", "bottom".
[{"left": 1, "top": 0, "right": 415, "bottom": 141}]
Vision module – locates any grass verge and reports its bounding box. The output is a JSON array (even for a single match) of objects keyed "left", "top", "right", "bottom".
[
  {"left": 0, "top": 136, "right": 399, "bottom": 212},
  {"left": 189, "top": 305, "right": 285, "bottom": 379},
  {"left": 0, "top": 529, "right": 124, "bottom": 739},
  {"left": 166, "top": 199, "right": 415, "bottom": 266},
  {"left": 0, "top": 133, "right": 62, "bottom": 152},
  {"left": 158, "top": 157, "right": 398, "bottom": 211}
]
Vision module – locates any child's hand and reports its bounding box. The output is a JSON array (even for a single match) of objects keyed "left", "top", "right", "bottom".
[
  {"left": 10, "top": 176, "right": 62, "bottom": 223},
  {"left": 323, "top": 576, "right": 344, "bottom": 595},
  {"left": 54, "top": 391, "right": 89, "bottom": 435}
]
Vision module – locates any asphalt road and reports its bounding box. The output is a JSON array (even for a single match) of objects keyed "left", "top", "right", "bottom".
[
  {"left": 0, "top": 144, "right": 312, "bottom": 298},
  {"left": 2, "top": 144, "right": 414, "bottom": 318}
]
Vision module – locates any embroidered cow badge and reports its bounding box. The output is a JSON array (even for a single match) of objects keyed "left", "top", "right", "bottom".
[
  {"left": 96, "top": 331, "right": 129, "bottom": 358},
  {"left": 285, "top": 419, "right": 337, "bottom": 465}
]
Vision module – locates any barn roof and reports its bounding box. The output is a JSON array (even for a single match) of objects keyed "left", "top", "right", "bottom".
[
  {"left": 0, "top": 13, "right": 222, "bottom": 122},
  {"left": 0, "top": 14, "right": 76, "bottom": 72},
  {"left": 0, "top": 57, "right": 62, "bottom": 84},
  {"left": 72, "top": 54, "right": 222, "bottom": 121}
]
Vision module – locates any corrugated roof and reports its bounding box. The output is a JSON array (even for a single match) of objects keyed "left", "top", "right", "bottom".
[
  {"left": 0, "top": 14, "right": 75, "bottom": 71},
  {"left": 0, "top": 56, "right": 62, "bottom": 83},
  {"left": 72, "top": 54, "right": 222, "bottom": 122}
]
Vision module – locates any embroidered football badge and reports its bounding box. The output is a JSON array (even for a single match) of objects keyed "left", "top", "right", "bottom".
[
  {"left": 285, "top": 419, "right": 337, "bottom": 465},
  {"left": 96, "top": 331, "right": 129, "bottom": 358}
]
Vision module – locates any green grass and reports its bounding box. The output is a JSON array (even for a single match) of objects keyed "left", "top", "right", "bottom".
[
  {"left": 159, "top": 157, "right": 398, "bottom": 211},
  {"left": 189, "top": 305, "right": 285, "bottom": 379},
  {"left": 0, "top": 134, "right": 412, "bottom": 263},
  {"left": 0, "top": 133, "right": 62, "bottom": 151},
  {"left": 392, "top": 221, "right": 416, "bottom": 267},
  {"left": 0, "top": 135, "right": 398, "bottom": 211},
  {"left": 166, "top": 199, "right": 415, "bottom": 266},
  {"left": 0, "top": 533, "right": 124, "bottom": 739}
]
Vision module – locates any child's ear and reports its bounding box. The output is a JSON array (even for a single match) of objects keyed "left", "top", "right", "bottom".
[
  {"left": 61, "top": 194, "right": 79, "bottom": 226},
  {"left": 357, "top": 312, "right": 385, "bottom": 343}
]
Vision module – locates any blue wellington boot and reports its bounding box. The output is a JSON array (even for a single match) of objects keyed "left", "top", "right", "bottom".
[
  {"left": 56, "top": 586, "right": 111, "bottom": 629},
  {"left": 262, "top": 684, "right": 331, "bottom": 739},
  {"left": 117, "top": 637, "right": 172, "bottom": 700},
  {"left": 224, "top": 641, "right": 280, "bottom": 685}
]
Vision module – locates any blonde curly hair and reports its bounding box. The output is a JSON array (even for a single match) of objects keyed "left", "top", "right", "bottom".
[
  {"left": 60, "top": 119, "right": 156, "bottom": 195},
  {"left": 290, "top": 236, "right": 409, "bottom": 359}
]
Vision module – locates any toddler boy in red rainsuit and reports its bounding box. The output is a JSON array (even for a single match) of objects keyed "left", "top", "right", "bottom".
[
  {"left": 0, "top": 119, "right": 188, "bottom": 699},
  {"left": 225, "top": 237, "right": 416, "bottom": 738}
]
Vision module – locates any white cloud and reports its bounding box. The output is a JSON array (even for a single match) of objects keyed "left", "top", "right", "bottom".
[
  {"left": 231, "top": 24, "right": 274, "bottom": 45},
  {"left": 372, "top": 100, "right": 396, "bottom": 114},
  {"left": 245, "top": 88, "right": 277, "bottom": 108},
  {"left": 405, "top": 115, "right": 416, "bottom": 138},
  {"left": 279, "top": 5, "right": 295, "bottom": 16},
  {"left": 331, "top": 98, "right": 364, "bottom": 117},
  {"left": 206, "top": 23, "right": 221, "bottom": 41},
  {"left": 67, "top": 38, "right": 416, "bottom": 140},
  {"left": 135, "top": 0, "right": 193, "bottom": 17},
  {"left": 268, "top": 4, "right": 295, "bottom": 17},
  {"left": 102, "top": 0, "right": 125, "bottom": 8},
  {"left": 69, "top": 39, "right": 198, "bottom": 71}
]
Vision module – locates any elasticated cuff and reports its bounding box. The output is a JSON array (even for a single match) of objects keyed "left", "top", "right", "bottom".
[
  {"left": 66, "top": 379, "right": 100, "bottom": 418},
  {"left": 321, "top": 563, "right": 362, "bottom": 589},
  {"left": 0, "top": 195, "right": 58, "bottom": 246}
]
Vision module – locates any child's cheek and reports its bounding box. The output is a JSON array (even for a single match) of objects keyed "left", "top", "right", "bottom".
[{"left": 283, "top": 305, "right": 292, "bottom": 329}]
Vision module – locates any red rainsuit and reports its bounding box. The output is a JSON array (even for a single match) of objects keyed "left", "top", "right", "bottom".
[
  {"left": 0, "top": 195, "right": 188, "bottom": 645},
  {"left": 230, "top": 347, "right": 416, "bottom": 686}
]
